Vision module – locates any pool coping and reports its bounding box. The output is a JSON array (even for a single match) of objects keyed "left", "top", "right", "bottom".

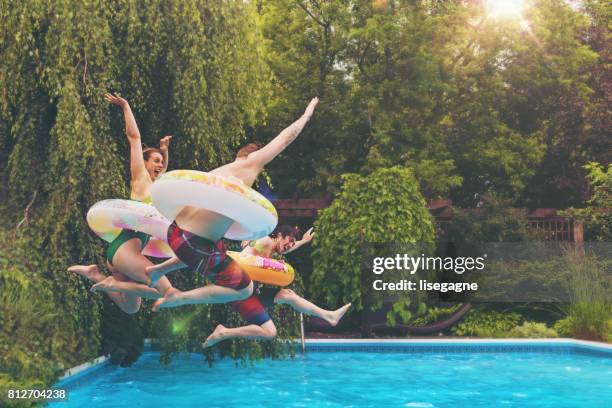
[
  {"left": 55, "top": 355, "right": 110, "bottom": 388},
  {"left": 302, "top": 338, "right": 612, "bottom": 356},
  {"left": 55, "top": 338, "right": 611, "bottom": 387},
  {"left": 304, "top": 338, "right": 612, "bottom": 348}
]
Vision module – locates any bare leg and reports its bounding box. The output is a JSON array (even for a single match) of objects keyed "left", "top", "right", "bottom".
[
  {"left": 67, "top": 264, "right": 105, "bottom": 283},
  {"left": 152, "top": 281, "right": 253, "bottom": 311},
  {"left": 275, "top": 289, "right": 351, "bottom": 326},
  {"left": 109, "top": 242, "right": 174, "bottom": 296},
  {"left": 112, "top": 241, "right": 176, "bottom": 286},
  {"left": 145, "top": 256, "right": 186, "bottom": 286},
  {"left": 203, "top": 321, "right": 277, "bottom": 348},
  {"left": 67, "top": 265, "right": 140, "bottom": 314},
  {"left": 91, "top": 276, "right": 163, "bottom": 299}
]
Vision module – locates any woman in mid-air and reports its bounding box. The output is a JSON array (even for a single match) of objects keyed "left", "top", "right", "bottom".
[{"left": 68, "top": 93, "right": 175, "bottom": 314}]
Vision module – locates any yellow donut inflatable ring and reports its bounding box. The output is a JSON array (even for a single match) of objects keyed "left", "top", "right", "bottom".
[
  {"left": 227, "top": 251, "right": 295, "bottom": 287},
  {"left": 87, "top": 199, "right": 174, "bottom": 258},
  {"left": 151, "top": 170, "right": 278, "bottom": 240}
]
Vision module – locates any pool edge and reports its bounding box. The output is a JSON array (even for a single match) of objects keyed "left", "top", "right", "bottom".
[
  {"left": 304, "top": 338, "right": 611, "bottom": 348},
  {"left": 55, "top": 355, "right": 110, "bottom": 388},
  {"left": 55, "top": 338, "right": 611, "bottom": 387},
  {"left": 302, "top": 338, "right": 612, "bottom": 356}
]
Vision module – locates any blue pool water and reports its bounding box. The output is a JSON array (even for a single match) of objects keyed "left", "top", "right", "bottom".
[{"left": 54, "top": 348, "right": 611, "bottom": 407}]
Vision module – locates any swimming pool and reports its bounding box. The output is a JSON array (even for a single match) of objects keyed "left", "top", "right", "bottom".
[{"left": 53, "top": 340, "right": 611, "bottom": 407}]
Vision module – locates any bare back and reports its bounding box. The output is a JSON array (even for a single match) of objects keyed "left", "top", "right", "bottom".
[
  {"left": 241, "top": 236, "right": 274, "bottom": 258},
  {"left": 208, "top": 158, "right": 262, "bottom": 187}
]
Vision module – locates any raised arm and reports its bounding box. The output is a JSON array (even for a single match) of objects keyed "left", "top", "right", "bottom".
[
  {"left": 104, "top": 93, "right": 146, "bottom": 181},
  {"left": 248, "top": 97, "right": 319, "bottom": 168},
  {"left": 159, "top": 135, "right": 172, "bottom": 173},
  {"left": 283, "top": 227, "right": 314, "bottom": 254}
]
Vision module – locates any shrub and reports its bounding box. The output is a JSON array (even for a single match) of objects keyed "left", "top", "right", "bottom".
[
  {"left": 562, "top": 247, "right": 611, "bottom": 341},
  {"left": 0, "top": 226, "right": 103, "bottom": 395},
  {"left": 554, "top": 316, "right": 612, "bottom": 342},
  {"left": 508, "top": 322, "right": 558, "bottom": 338},
  {"left": 452, "top": 309, "right": 522, "bottom": 337},
  {"left": 0, "top": 279, "right": 62, "bottom": 404},
  {"left": 311, "top": 167, "right": 436, "bottom": 330},
  {"left": 410, "top": 305, "right": 462, "bottom": 326},
  {"left": 554, "top": 316, "right": 575, "bottom": 337}
]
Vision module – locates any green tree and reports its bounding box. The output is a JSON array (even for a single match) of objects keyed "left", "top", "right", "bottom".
[
  {"left": 257, "top": 0, "right": 359, "bottom": 194},
  {"left": 260, "top": 0, "right": 464, "bottom": 197},
  {"left": 260, "top": 0, "right": 604, "bottom": 208},
  {"left": 310, "top": 167, "right": 435, "bottom": 332},
  {"left": 446, "top": 192, "right": 534, "bottom": 244},
  {"left": 562, "top": 162, "right": 612, "bottom": 241}
]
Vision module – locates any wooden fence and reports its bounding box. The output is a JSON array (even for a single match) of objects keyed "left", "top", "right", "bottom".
[{"left": 272, "top": 198, "right": 583, "bottom": 243}]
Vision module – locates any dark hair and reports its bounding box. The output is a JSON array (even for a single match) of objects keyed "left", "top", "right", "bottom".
[
  {"left": 236, "top": 142, "right": 262, "bottom": 158},
  {"left": 274, "top": 225, "right": 299, "bottom": 240},
  {"left": 143, "top": 147, "right": 163, "bottom": 161}
]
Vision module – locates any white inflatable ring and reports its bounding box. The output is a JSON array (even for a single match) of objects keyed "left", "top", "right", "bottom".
[
  {"left": 151, "top": 170, "right": 278, "bottom": 240},
  {"left": 87, "top": 199, "right": 174, "bottom": 258}
]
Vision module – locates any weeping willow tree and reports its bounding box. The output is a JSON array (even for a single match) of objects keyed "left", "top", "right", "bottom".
[{"left": 0, "top": 0, "right": 277, "bottom": 389}]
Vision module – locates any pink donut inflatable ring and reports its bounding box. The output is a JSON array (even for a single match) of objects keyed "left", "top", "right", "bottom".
[{"left": 87, "top": 199, "right": 174, "bottom": 258}]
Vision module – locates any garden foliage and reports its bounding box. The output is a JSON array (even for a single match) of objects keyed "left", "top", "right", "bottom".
[
  {"left": 508, "top": 322, "right": 559, "bottom": 339},
  {"left": 452, "top": 309, "right": 522, "bottom": 337},
  {"left": 561, "top": 247, "right": 611, "bottom": 341},
  {"left": 260, "top": 0, "right": 607, "bottom": 207},
  {"left": 562, "top": 162, "right": 612, "bottom": 241},
  {"left": 0, "top": 0, "right": 610, "bottom": 394},
  {"left": 0, "top": 0, "right": 272, "bottom": 390},
  {"left": 311, "top": 167, "right": 436, "bottom": 326}
]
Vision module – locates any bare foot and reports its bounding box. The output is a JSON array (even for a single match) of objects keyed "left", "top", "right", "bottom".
[
  {"left": 326, "top": 303, "right": 352, "bottom": 327},
  {"left": 91, "top": 276, "right": 119, "bottom": 293},
  {"left": 202, "top": 324, "right": 228, "bottom": 348},
  {"left": 145, "top": 264, "right": 164, "bottom": 287},
  {"left": 152, "top": 287, "right": 183, "bottom": 312},
  {"left": 68, "top": 265, "right": 105, "bottom": 283}
]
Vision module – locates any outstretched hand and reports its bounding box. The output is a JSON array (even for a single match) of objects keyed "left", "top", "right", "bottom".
[
  {"left": 301, "top": 227, "right": 315, "bottom": 243},
  {"left": 303, "top": 97, "right": 319, "bottom": 119},
  {"left": 159, "top": 135, "right": 173, "bottom": 151},
  {"left": 104, "top": 93, "right": 129, "bottom": 109}
]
